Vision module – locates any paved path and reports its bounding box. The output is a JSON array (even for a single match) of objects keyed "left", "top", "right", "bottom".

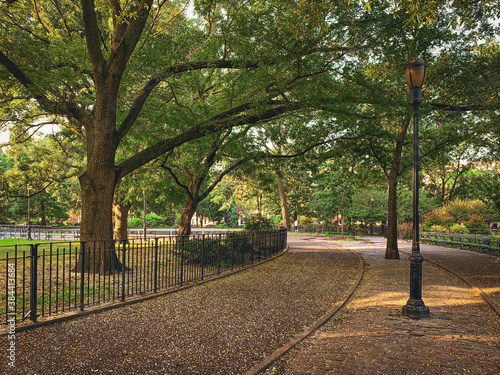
[
  {"left": 3, "top": 236, "right": 500, "bottom": 374},
  {"left": 367, "top": 236, "right": 500, "bottom": 309},
  {"left": 2, "top": 238, "right": 361, "bottom": 375},
  {"left": 264, "top": 237, "right": 500, "bottom": 374}
]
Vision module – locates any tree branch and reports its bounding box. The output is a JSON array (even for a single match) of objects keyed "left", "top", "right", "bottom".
[
  {"left": 159, "top": 158, "right": 193, "bottom": 199},
  {"left": 116, "top": 102, "right": 304, "bottom": 179},
  {"left": 0, "top": 50, "right": 90, "bottom": 124},
  {"left": 430, "top": 103, "right": 484, "bottom": 111},
  {"left": 199, "top": 136, "right": 352, "bottom": 201},
  {"left": 81, "top": 0, "right": 106, "bottom": 74},
  {"left": 117, "top": 60, "right": 261, "bottom": 140}
]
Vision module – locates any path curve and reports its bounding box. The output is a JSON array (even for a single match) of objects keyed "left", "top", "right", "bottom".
[
  {"left": 263, "top": 237, "right": 500, "bottom": 375},
  {"left": 410, "top": 244, "right": 500, "bottom": 318},
  {"left": 244, "top": 239, "right": 364, "bottom": 375}
]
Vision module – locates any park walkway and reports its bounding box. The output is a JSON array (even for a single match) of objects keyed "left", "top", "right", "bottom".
[
  {"left": 2, "top": 236, "right": 500, "bottom": 374},
  {"left": 262, "top": 237, "right": 500, "bottom": 374},
  {"left": 2, "top": 237, "right": 361, "bottom": 374}
]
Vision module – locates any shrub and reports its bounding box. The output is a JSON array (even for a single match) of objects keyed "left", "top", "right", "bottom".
[
  {"left": 226, "top": 204, "right": 239, "bottom": 227},
  {"left": 430, "top": 225, "right": 448, "bottom": 233},
  {"left": 270, "top": 216, "right": 282, "bottom": 224},
  {"left": 442, "top": 199, "right": 495, "bottom": 223},
  {"left": 146, "top": 213, "right": 165, "bottom": 227},
  {"left": 449, "top": 225, "right": 469, "bottom": 234},
  {"left": 128, "top": 218, "right": 142, "bottom": 228},
  {"left": 299, "top": 216, "right": 314, "bottom": 225},
  {"left": 464, "top": 214, "right": 488, "bottom": 229},
  {"left": 423, "top": 210, "right": 452, "bottom": 228},
  {"left": 244, "top": 215, "right": 273, "bottom": 231}
]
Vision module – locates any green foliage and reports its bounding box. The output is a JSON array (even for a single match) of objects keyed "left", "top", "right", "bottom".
[
  {"left": 128, "top": 214, "right": 174, "bottom": 228},
  {"left": 128, "top": 218, "right": 142, "bottom": 228},
  {"left": 344, "top": 189, "right": 388, "bottom": 224},
  {"left": 423, "top": 225, "right": 447, "bottom": 233},
  {"left": 442, "top": 199, "right": 495, "bottom": 223},
  {"left": 299, "top": 216, "right": 313, "bottom": 225},
  {"left": 423, "top": 210, "right": 452, "bottom": 228},
  {"left": 464, "top": 214, "right": 488, "bottom": 229},
  {"left": 309, "top": 171, "right": 355, "bottom": 223},
  {"left": 198, "top": 198, "right": 225, "bottom": 223},
  {"left": 449, "top": 225, "right": 469, "bottom": 234},
  {"left": 0, "top": 135, "right": 81, "bottom": 224},
  {"left": 226, "top": 204, "right": 239, "bottom": 227},
  {"left": 146, "top": 213, "right": 166, "bottom": 227},
  {"left": 244, "top": 215, "right": 273, "bottom": 231}
]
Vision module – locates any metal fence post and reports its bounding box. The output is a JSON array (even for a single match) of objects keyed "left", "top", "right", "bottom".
[
  {"left": 29, "top": 244, "right": 38, "bottom": 323},
  {"left": 251, "top": 232, "right": 254, "bottom": 265},
  {"left": 79, "top": 241, "right": 85, "bottom": 312},
  {"left": 217, "top": 233, "right": 221, "bottom": 275},
  {"left": 121, "top": 240, "right": 127, "bottom": 302},
  {"left": 180, "top": 238, "right": 184, "bottom": 286},
  {"left": 241, "top": 232, "right": 245, "bottom": 266},
  {"left": 154, "top": 238, "right": 158, "bottom": 293},
  {"left": 231, "top": 233, "right": 235, "bottom": 271},
  {"left": 201, "top": 235, "right": 205, "bottom": 280}
]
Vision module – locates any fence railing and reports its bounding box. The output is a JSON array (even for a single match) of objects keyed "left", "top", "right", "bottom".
[
  {"left": 0, "top": 228, "right": 287, "bottom": 326},
  {"left": 421, "top": 232, "right": 500, "bottom": 253},
  {"left": 0, "top": 225, "right": 81, "bottom": 241},
  {"left": 0, "top": 225, "right": 244, "bottom": 241}
]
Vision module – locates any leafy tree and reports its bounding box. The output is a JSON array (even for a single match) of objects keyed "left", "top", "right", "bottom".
[
  {"left": 244, "top": 214, "right": 272, "bottom": 231},
  {"left": 0, "top": 135, "right": 81, "bottom": 224},
  {"left": 328, "top": 0, "right": 499, "bottom": 258},
  {"left": 198, "top": 197, "right": 225, "bottom": 224},
  {"left": 1, "top": 0, "right": 368, "bottom": 271},
  {"left": 309, "top": 169, "right": 355, "bottom": 226},
  {"left": 441, "top": 199, "right": 496, "bottom": 224},
  {"left": 456, "top": 168, "right": 500, "bottom": 216}
]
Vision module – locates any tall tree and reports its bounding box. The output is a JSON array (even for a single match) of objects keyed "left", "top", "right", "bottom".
[{"left": 0, "top": 0, "right": 363, "bottom": 271}]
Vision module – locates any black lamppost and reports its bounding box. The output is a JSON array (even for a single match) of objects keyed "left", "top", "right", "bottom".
[{"left": 402, "top": 60, "right": 430, "bottom": 319}]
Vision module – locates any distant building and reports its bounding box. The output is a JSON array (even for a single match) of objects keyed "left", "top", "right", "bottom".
[{"left": 69, "top": 215, "right": 81, "bottom": 224}]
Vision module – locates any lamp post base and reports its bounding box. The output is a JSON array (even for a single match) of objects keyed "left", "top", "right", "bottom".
[{"left": 402, "top": 298, "right": 430, "bottom": 319}]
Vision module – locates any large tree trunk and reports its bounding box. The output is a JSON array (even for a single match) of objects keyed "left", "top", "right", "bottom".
[
  {"left": 384, "top": 116, "right": 410, "bottom": 260},
  {"left": 385, "top": 174, "right": 400, "bottom": 259},
  {"left": 178, "top": 195, "right": 199, "bottom": 237},
  {"left": 277, "top": 178, "right": 291, "bottom": 230},
  {"left": 40, "top": 199, "right": 47, "bottom": 226},
  {"left": 114, "top": 197, "right": 132, "bottom": 240},
  {"left": 77, "top": 163, "right": 122, "bottom": 273},
  {"left": 76, "top": 98, "right": 122, "bottom": 272}
]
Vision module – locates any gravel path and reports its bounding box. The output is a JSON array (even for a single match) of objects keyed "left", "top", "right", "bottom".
[
  {"left": 264, "top": 239, "right": 500, "bottom": 374},
  {"left": 2, "top": 239, "right": 361, "bottom": 374},
  {"left": 418, "top": 243, "right": 500, "bottom": 308}
]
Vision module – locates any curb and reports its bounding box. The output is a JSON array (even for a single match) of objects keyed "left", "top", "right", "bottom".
[{"left": 243, "top": 242, "right": 365, "bottom": 375}]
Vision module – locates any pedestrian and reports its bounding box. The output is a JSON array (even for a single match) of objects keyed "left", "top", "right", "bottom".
[{"left": 294, "top": 219, "right": 298, "bottom": 233}]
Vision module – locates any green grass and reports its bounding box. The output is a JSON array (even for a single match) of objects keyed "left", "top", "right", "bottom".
[
  {"left": 0, "top": 239, "right": 60, "bottom": 246},
  {"left": 0, "top": 239, "right": 70, "bottom": 257}
]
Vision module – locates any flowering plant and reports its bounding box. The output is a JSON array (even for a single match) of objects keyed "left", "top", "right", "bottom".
[
  {"left": 464, "top": 214, "right": 488, "bottom": 229},
  {"left": 423, "top": 210, "right": 452, "bottom": 227}
]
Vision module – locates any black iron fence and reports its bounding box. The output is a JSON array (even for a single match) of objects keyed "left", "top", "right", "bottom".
[
  {"left": 421, "top": 232, "right": 500, "bottom": 253},
  {"left": 1, "top": 229, "right": 287, "bottom": 326}
]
